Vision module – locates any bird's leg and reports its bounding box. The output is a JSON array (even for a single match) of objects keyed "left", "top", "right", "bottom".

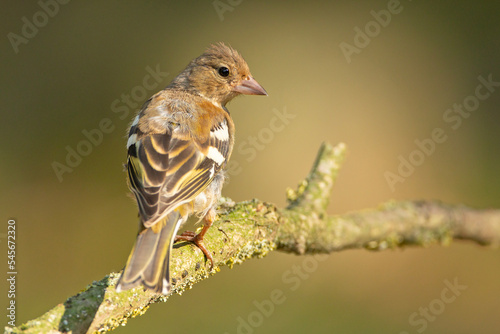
[{"left": 174, "top": 209, "right": 215, "bottom": 268}]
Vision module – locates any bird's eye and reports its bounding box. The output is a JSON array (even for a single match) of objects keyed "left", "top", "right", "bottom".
[{"left": 218, "top": 67, "right": 230, "bottom": 77}]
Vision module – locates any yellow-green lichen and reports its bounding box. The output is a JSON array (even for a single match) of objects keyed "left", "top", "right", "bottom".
[{"left": 286, "top": 180, "right": 308, "bottom": 204}]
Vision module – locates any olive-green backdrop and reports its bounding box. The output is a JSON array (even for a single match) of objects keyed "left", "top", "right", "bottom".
[{"left": 2, "top": 0, "right": 499, "bottom": 333}]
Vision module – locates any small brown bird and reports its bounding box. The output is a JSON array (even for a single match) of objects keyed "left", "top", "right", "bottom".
[{"left": 115, "top": 42, "right": 267, "bottom": 294}]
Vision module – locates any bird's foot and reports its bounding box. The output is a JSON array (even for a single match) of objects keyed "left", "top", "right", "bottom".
[{"left": 175, "top": 230, "right": 214, "bottom": 269}]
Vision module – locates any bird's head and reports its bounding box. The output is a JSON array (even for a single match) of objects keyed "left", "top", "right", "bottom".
[{"left": 170, "top": 42, "right": 267, "bottom": 106}]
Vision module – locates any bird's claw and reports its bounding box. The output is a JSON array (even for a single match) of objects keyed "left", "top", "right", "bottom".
[{"left": 175, "top": 231, "right": 214, "bottom": 269}]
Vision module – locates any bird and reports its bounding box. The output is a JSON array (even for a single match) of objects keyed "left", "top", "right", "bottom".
[{"left": 115, "top": 42, "right": 267, "bottom": 295}]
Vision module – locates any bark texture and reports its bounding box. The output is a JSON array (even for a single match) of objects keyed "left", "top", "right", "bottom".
[{"left": 7, "top": 142, "right": 500, "bottom": 334}]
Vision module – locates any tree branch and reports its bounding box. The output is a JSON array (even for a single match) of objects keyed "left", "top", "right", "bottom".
[{"left": 7, "top": 142, "right": 500, "bottom": 334}]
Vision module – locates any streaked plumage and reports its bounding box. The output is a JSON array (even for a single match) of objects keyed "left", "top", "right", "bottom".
[{"left": 116, "top": 42, "right": 267, "bottom": 294}]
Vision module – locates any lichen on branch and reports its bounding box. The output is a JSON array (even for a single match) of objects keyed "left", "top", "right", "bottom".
[{"left": 7, "top": 142, "right": 500, "bottom": 334}]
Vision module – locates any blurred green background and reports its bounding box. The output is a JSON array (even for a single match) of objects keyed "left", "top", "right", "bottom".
[{"left": 2, "top": 0, "right": 500, "bottom": 333}]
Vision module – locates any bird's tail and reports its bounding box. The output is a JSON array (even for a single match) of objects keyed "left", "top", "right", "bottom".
[{"left": 116, "top": 212, "right": 182, "bottom": 295}]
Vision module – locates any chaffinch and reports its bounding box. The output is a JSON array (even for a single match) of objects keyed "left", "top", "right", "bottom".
[{"left": 116, "top": 42, "right": 267, "bottom": 295}]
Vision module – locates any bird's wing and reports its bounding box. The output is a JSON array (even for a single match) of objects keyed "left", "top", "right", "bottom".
[{"left": 126, "top": 96, "right": 232, "bottom": 228}]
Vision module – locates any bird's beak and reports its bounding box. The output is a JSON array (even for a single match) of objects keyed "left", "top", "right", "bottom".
[{"left": 233, "top": 76, "right": 268, "bottom": 96}]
